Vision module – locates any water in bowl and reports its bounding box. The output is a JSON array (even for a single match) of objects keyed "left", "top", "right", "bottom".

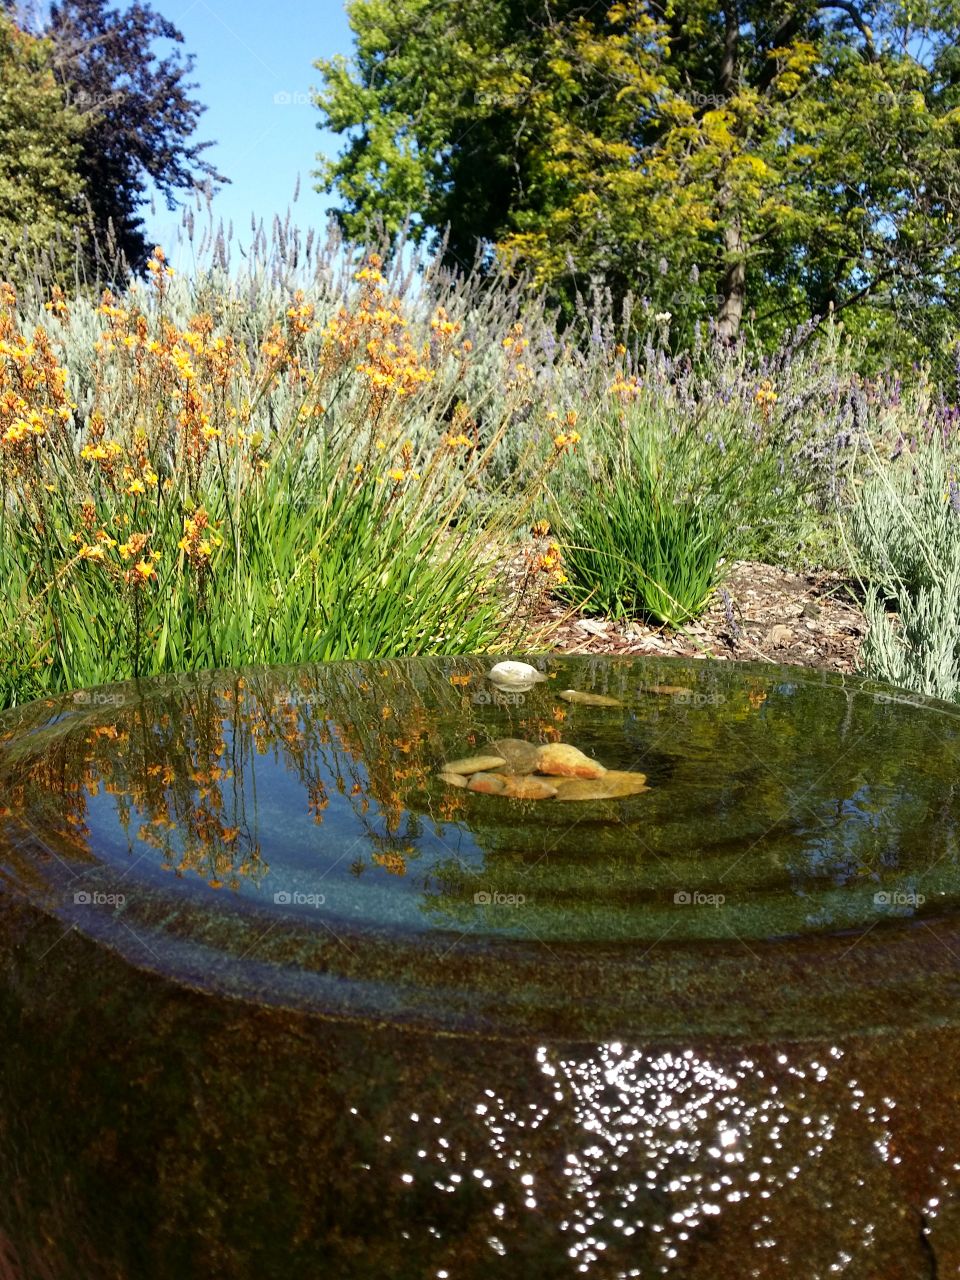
[{"left": 1, "top": 655, "right": 959, "bottom": 1277}]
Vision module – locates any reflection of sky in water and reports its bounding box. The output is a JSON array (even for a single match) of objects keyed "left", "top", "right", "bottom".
[
  {"left": 794, "top": 782, "right": 951, "bottom": 879},
  {"left": 82, "top": 719, "right": 488, "bottom": 931},
  {"left": 375, "top": 1044, "right": 957, "bottom": 1276}
]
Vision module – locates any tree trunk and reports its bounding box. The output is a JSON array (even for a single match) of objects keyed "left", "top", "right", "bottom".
[
  {"left": 717, "top": 214, "right": 746, "bottom": 341},
  {"left": 715, "top": 1, "right": 745, "bottom": 342}
]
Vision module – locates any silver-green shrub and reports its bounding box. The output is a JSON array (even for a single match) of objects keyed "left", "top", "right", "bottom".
[{"left": 849, "top": 419, "right": 960, "bottom": 701}]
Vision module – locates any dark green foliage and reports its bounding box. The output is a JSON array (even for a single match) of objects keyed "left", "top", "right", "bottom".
[{"left": 47, "top": 0, "right": 223, "bottom": 269}]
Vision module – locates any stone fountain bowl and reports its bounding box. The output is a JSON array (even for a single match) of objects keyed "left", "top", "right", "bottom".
[{"left": 1, "top": 655, "right": 959, "bottom": 1277}]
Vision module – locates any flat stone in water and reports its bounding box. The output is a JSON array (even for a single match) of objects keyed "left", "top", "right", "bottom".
[
  {"left": 444, "top": 753, "right": 506, "bottom": 775},
  {"left": 552, "top": 770, "right": 649, "bottom": 800},
  {"left": 501, "top": 776, "right": 559, "bottom": 800},
  {"left": 489, "top": 738, "right": 540, "bottom": 774},
  {"left": 557, "top": 688, "right": 622, "bottom": 707},
  {"left": 535, "top": 742, "right": 607, "bottom": 778},
  {"left": 465, "top": 771, "right": 508, "bottom": 794},
  {"left": 436, "top": 770, "right": 467, "bottom": 788}
]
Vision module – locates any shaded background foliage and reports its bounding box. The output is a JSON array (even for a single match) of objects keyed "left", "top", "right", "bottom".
[
  {"left": 47, "top": 0, "right": 225, "bottom": 269},
  {"left": 1, "top": 0, "right": 222, "bottom": 277},
  {"left": 0, "top": 13, "right": 87, "bottom": 266}
]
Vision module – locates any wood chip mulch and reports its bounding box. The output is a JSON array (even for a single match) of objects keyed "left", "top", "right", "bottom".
[{"left": 506, "top": 559, "right": 866, "bottom": 674}]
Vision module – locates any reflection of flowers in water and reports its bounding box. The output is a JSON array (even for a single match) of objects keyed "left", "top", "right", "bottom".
[
  {"left": 381, "top": 1042, "right": 960, "bottom": 1275},
  {"left": 0, "top": 662, "right": 581, "bottom": 894}
]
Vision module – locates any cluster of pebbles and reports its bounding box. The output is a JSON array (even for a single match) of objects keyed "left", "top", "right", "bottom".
[{"left": 437, "top": 739, "right": 649, "bottom": 802}]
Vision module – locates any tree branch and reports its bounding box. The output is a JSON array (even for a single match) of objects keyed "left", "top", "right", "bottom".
[{"left": 817, "top": 1, "right": 878, "bottom": 61}]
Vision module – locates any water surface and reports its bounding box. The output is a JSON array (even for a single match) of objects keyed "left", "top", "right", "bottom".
[{"left": 1, "top": 656, "right": 959, "bottom": 1276}]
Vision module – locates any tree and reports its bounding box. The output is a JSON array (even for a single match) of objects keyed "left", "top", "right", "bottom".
[
  {"left": 314, "top": 1, "right": 565, "bottom": 272},
  {"left": 315, "top": 0, "right": 960, "bottom": 362},
  {"left": 0, "top": 13, "right": 87, "bottom": 265},
  {"left": 46, "top": 0, "right": 224, "bottom": 269}
]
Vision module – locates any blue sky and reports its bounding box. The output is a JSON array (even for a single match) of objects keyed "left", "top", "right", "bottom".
[{"left": 147, "top": 0, "right": 353, "bottom": 250}]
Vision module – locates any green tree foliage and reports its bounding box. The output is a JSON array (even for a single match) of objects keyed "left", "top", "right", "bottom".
[
  {"left": 0, "top": 14, "right": 87, "bottom": 264},
  {"left": 315, "top": 0, "right": 960, "bottom": 363}
]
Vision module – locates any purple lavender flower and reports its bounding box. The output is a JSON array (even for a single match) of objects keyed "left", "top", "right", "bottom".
[{"left": 721, "top": 589, "right": 741, "bottom": 639}]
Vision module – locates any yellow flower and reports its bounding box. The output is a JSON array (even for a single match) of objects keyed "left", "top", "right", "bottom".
[
  {"left": 430, "top": 306, "right": 460, "bottom": 337},
  {"left": 553, "top": 431, "right": 581, "bottom": 451},
  {"left": 610, "top": 376, "right": 641, "bottom": 397},
  {"left": 180, "top": 330, "right": 204, "bottom": 353},
  {"left": 134, "top": 558, "right": 156, "bottom": 580},
  {"left": 170, "top": 348, "right": 196, "bottom": 380},
  {"left": 146, "top": 246, "right": 174, "bottom": 278},
  {"left": 754, "top": 380, "right": 778, "bottom": 416},
  {"left": 80, "top": 441, "right": 120, "bottom": 462},
  {"left": 127, "top": 479, "right": 146, "bottom": 496},
  {"left": 387, "top": 467, "right": 406, "bottom": 483},
  {"left": 353, "top": 254, "right": 385, "bottom": 284},
  {"left": 44, "top": 288, "right": 68, "bottom": 318}
]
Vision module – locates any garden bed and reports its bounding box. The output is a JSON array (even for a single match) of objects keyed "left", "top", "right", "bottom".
[{"left": 514, "top": 559, "right": 865, "bottom": 673}]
